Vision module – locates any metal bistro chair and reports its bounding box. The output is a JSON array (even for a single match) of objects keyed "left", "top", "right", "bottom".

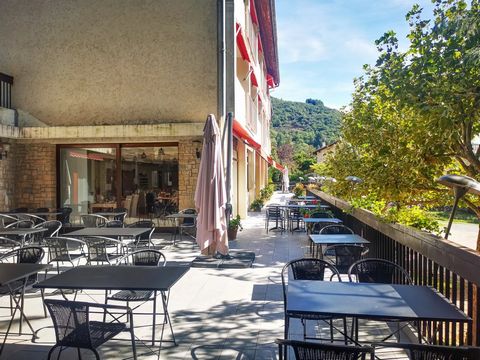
[
  {"left": 281, "top": 258, "right": 347, "bottom": 343},
  {"left": 44, "top": 299, "right": 137, "bottom": 360},
  {"left": 265, "top": 205, "right": 285, "bottom": 233},
  {"left": 56, "top": 207, "right": 73, "bottom": 230},
  {"left": 113, "top": 208, "right": 128, "bottom": 223},
  {"left": 84, "top": 236, "right": 124, "bottom": 266},
  {"left": 348, "top": 258, "right": 415, "bottom": 342},
  {"left": 32, "top": 220, "right": 62, "bottom": 245},
  {"left": 173, "top": 209, "right": 197, "bottom": 245},
  {"left": 373, "top": 342, "right": 480, "bottom": 360},
  {"left": 5, "top": 219, "right": 35, "bottom": 246},
  {"left": 276, "top": 339, "right": 374, "bottom": 360},
  {"left": 44, "top": 237, "right": 86, "bottom": 274},
  {"left": 288, "top": 208, "right": 304, "bottom": 232},
  {"left": 81, "top": 214, "right": 108, "bottom": 228},
  {"left": 104, "top": 220, "right": 124, "bottom": 228},
  {"left": 0, "top": 246, "right": 47, "bottom": 320},
  {"left": 127, "top": 221, "right": 155, "bottom": 248},
  {"left": 106, "top": 250, "right": 167, "bottom": 346},
  {"left": 311, "top": 224, "right": 354, "bottom": 257},
  {"left": 0, "top": 237, "right": 21, "bottom": 254},
  {"left": 323, "top": 245, "right": 367, "bottom": 274},
  {"left": 309, "top": 211, "right": 334, "bottom": 234}
]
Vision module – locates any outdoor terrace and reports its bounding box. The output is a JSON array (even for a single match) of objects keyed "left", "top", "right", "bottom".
[{"left": 0, "top": 190, "right": 470, "bottom": 359}]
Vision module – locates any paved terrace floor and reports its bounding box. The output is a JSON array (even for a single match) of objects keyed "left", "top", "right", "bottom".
[{"left": 1, "top": 192, "right": 408, "bottom": 359}]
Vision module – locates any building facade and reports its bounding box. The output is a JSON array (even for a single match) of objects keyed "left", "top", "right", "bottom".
[{"left": 0, "top": 0, "right": 279, "bottom": 219}]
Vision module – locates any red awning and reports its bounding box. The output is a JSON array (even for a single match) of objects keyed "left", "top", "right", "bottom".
[
  {"left": 233, "top": 119, "right": 261, "bottom": 150},
  {"left": 267, "top": 156, "right": 284, "bottom": 171},
  {"left": 69, "top": 151, "right": 104, "bottom": 161},
  {"left": 250, "top": 0, "right": 259, "bottom": 24},
  {"left": 236, "top": 23, "right": 250, "bottom": 63},
  {"left": 250, "top": 67, "right": 258, "bottom": 87}
]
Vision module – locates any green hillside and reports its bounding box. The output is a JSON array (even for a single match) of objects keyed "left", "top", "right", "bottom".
[
  {"left": 270, "top": 97, "right": 342, "bottom": 179},
  {"left": 271, "top": 97, "right": 342, "bottom": 149}
]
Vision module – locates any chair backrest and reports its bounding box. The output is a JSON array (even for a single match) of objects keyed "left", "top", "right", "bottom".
[
  {"left": 179, "top": 208, "right": 196, "bottom": 225},
  {"left": 105, "top": 220, "right": 124, "bottom": 228},
  {"left": 113, "top": 208, "right": 128, "bottom": 222},
  {"left": 324, "top": 244, "right": 365, "bottom": 274},
  {"left": 281, "top": 258, "right": 341, "bottom": 310},
  {"left": 319, "top": 224, "right": 353, "bottom": 235},
  {"left": 0, "top": 236, "right": 21, "bottom": 249},
  {"left": 6, "top": 220, "right": 34, "bottom": 228},
  {"left": 44, "top": 299, "right": 93, "bottom": 348},
  {"left": 34, "top": 220, "right": 62, "bottom": 238},
  {"left": 267, "top": 206, "right": 282, "bottom": 218},
  {"left": 16, "top": 246, "right": 45, "bottom": 264},
  {"left": 84, "top": 236, "right": 120, "bottom": 264},
  {"left": 81, "top": 214, "right": 107, "bottom": 227},
  {"left": 10, "top": 207, "right": 29, "bottom": 213},
  {"left": 374, "top": 342, "right": 480, "bottom": 360},
  {"left": 120, "top": 249, "right": 166, "bottom": 267},
  {"left": 0, "top": 214, "right": 18, "bottom": 228},
  {"left": 310, "top": 211, "right": 332, "bottom": 218},
  {"left": 348, "top": 258, "right": 412, "bottom": 284},
  {"left": 276, "top": 339, "right": 373, "bottom": 360},
  {"left": 57, "top": 207, "right": 72, "bottom": 225},
  {"left": 127, "top": 220, "right": 154, "bottom": 243},
  {"left": 44, "top": 237, "right": 85, "bottom": 262}
]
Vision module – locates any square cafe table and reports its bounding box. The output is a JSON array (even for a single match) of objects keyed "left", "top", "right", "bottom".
[
  {"left": 35, "top": 265, "right": 189, "bottom": 347},
  {"left": 287, "top": 281, "right": 471, "bottom": 343},
  {"left": 65, "top": 227, "right": 151, "bottom": 238},
  {"left": 309, "top": 233, "right": 370, "bottom": 257},
  {"left": 302, "top": 217, "right": 342, "bottom": 234},
  {"left": 0, "top": 263, "right": 50, "bottom": 355}
]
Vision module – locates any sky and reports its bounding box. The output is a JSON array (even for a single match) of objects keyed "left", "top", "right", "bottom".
[{"left": 272, "top": 0, "right": 435, "bottom": 109}]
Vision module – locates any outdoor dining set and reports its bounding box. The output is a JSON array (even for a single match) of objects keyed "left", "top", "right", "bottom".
[
  {"left": 0, "top": 206, "right": 198, "bottom": 359},
  {"left": 269, "top": 195, "right": 479, "bottom": 359}
]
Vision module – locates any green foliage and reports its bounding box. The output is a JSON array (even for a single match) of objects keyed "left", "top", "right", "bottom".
[
  {"left": 271, "top": 97, "right": 341, "bottom": 177},
  {"left": 260, "top": 184, "right": 275, "bottom": 201},
  {"left": 228, "top": 215, "right": 243, "bottom": 231},
  {"left": 292, "top": 183, "right": 305, "bottom": 197},
  {"left": 249, "top": 198, "right": 264, "bottom": 212}
]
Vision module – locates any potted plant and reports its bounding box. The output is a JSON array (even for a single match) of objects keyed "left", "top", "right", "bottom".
[
  {"left": 228, "top": 215, "right": 243, "bottom": 240},
  {"left": 249, "top": 198, "right": 264, "bottom": 212}
]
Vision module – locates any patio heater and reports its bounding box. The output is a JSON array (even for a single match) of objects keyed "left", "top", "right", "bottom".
[
  {"left": 437, "top": 174, "right": 480, "bottom": 239},
  {"left": 345, "top": 176, "right": 363, "bottom": 200}
]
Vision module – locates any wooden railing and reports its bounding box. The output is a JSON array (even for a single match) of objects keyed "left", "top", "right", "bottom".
[
  {"left": 309, "top": 189, "right": 480, "bottom": 346},
  {"left": 0, "top": 72, "right": 13, "bottom": 109}
]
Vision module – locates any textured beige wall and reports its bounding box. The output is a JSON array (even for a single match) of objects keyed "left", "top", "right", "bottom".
[{"left": 0, "top": 0, "right": 218, "bottom": 126}]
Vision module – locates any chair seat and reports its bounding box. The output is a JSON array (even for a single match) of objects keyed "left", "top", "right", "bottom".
[
  {"left": 50, "top": 253, "right": 84, "bottom": 262},
  {"left": 110, "top": 290, "right": 153, "bottom": 302},
  {"left": 0, "top": 278, "right": 36, "bottom": 294},
  {"left": 89, "top": 254, "right": 123, "bottom": 263}
]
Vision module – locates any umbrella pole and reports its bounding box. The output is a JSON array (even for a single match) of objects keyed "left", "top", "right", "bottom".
[{"left": 225, "top": 112, "right": 233, "bottom": 222}]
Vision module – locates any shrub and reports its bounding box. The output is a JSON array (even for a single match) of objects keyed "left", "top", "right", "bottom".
[
  {"left": 293, "top": 183, "right": 305, "bottom": 197},
  {"left": 249, "top": 198, "right": 264, "bottom": 212}
]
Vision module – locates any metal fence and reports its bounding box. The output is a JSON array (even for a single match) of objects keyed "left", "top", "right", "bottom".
[
  {"left": 309, "top": 189, "right": 480, "bottom": 346},
  {"left": 0, "top": 72, "right": 13, "bottom": 109}
]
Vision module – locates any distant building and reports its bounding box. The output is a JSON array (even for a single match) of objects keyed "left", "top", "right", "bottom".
[{"left": 314, "top": 141, "right": 338, "bottom": 163}]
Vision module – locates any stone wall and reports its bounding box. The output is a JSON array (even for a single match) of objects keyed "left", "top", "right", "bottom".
[
  {"left": 14, "top": 143, "right": 56, "bottom": 209},
  {"left": 0, "top": 142, "right": 16, "bottom": 211},
  {"left": 178, "top": 140, "right": 201, "bottom": 210}
]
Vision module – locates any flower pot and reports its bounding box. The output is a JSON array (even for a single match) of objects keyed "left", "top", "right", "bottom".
[{"left": 228, "top": 227, "right": 238, "bottom": 241}]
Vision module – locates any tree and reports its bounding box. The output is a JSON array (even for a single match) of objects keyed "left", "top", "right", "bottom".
[{"left": 326, "top": 0, "right": 480, "bottom": 249}]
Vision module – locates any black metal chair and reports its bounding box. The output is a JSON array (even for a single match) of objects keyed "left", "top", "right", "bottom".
[
  {"left": 373, "top": 342, "right": 480, "bottom": 360},
  {"left": 323, "top": 244, "right": 367, "bottom": 274},
  {"left": 106, "top": 250, "right": 167, "bottom": 345},
  {"left": 265, "top": 205, "right": 285, "bottom": 233},
  {"left": 348, "top": 259, "right": 414, "bottom": 342},
  {"left": 44, "top": 237, "right": 86, "bottom": 274},
  {"left": 57, "top": 207, "right": 73, "bottom": 229},
  {"left": 320, "top": 224, "right": 353, "bottom": 235},
  {"left": 127, "top": 220, "right": 155, "bottom": 248},
  {"left": 0, "top": 214, "right": 18, "bottom": 228},
  {"left": 113, "top": 208, "right": 128, "bottom": 223},
  {"left": 81, "top": 214, "right": 108, "bottom": 228},
  {"left": 84, "top": 236, "right": 124, "bottom": 265},
  {"left": 287, "top": 208, "right": 304, "bottom": 232},
  {"left": 281, "top": 258, "right": 346, "bottom": 342},
  {"left": 104, "top": 220, "right": 124, "bottom": 228},
  {"left": 44, "top": 299, "right": 137, "bottom": 360},
  {"left": 32, "top": 220, "right": 62, "bottom": 244},
  {"left": 5, "top": 220, "right": 34, "bottom": 229},
  {"left": 10, "top": 207, "right": 29, "bottom": 213},
  {"left": 348, "top": 258, "right": 411, "bottom": 285},
  {"left": 173, "top": 209, "right": 197, "bottom": 245},
  {"left": 0, "top": 246, "right": 47, "bottom": 318},
  {"left": 276, "top": 339, "right": 374, "bottom": 360},
  {"left": 0, "top": 237, "right": 21, "bottom": 253}
]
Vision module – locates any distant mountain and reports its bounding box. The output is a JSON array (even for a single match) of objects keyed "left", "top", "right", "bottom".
[{"left": 271, "top": 97, "right": 342, "bottom": 149}]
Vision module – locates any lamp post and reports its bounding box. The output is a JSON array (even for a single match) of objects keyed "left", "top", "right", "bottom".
[
  {"left": 437, "top": 174, "right": 480, "bottom": 239},
  {"left": 345, "top": 176, "right": 363, "bottom": 200}
]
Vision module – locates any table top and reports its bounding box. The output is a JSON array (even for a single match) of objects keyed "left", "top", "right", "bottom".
[
  {"left": 35, "top": 265, "right": 189, "bottom": 291},
  {"left": 0, "top": 263, "right": 50, "bottom": 286},
  {"left": 0, "top": 228, "right": 48, "bottom": 236},
  {"left": 309, "top": 234, "right": 370, "bottom": 245},
  {"left": 293, "top": 196, "right": 316, "bottom": 200},
  {"left": 286, "top": 204, "right": 330, "bottom": 209},
  {"left": 65, "top": 227, "right": 151, "bottom": 238},
  {"left": 287, "top": 281, "right": 471, "bottom": 323},
  {"left": 302, "top": 217, "right": 342, "bottom": 223}
]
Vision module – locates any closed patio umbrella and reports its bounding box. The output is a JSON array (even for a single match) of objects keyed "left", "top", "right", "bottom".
[
  {"left": 194, "top": 114, "right": 229, "bottom": 256},
  {"left": 282, "top": 167, "right": 289, "bottom": 193}
]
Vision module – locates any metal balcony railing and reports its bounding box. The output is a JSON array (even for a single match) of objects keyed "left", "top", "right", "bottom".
[
  {"left": 309, "top": 189, "right": 480, "bottom": 347},
  {"left": 0, "top": 73, "right": 13, "bottom": 109}
]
